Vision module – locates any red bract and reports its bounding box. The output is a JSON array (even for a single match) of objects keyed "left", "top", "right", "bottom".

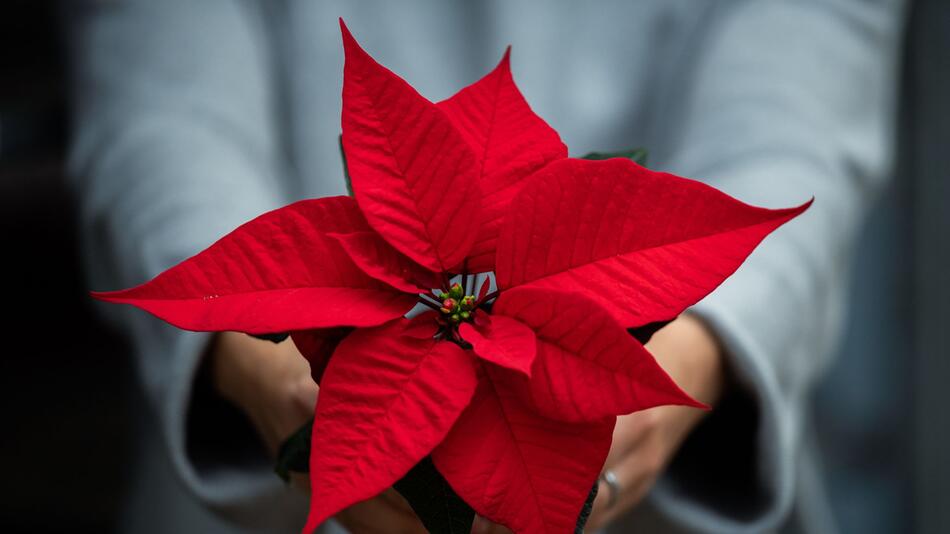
[{"left": 92, "top": 20, "right": 810, "bottom": 534}]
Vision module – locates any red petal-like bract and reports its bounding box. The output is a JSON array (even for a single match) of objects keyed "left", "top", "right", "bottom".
[
  {"left": 340, "top": 20, "right": 481, "bottom": 273},
  {"left": 402, "top": 312, "right": 441, "bottom": 339},
  {"left": 439, "top": 49, "right": 566, "bottom": 273},
  {"left": 494, "top": 288, "right": 703, "bottom": 421},
  {"left": 329, "top": 231, "right": 437, "bottom": 294},
  {"left": 304, "top": 320, "right": 479, "bottom": 531},
  {"left": 477, "top": 277, "right": 491, "bottom": 302},
  {"left": 92, "top": 197, "right": 416, "bottom": 333},
  {"left": 93, "top": 22, "right": 812, "bottom": 534},
  {"left": 290, "top": 328, "right": 352, "bottom": 384},
  {"left": 433, "top": 368, "right": 614, "bottom": 534},
  {"left": 459, "top": 315, "right": 536, "bottom": 377},
  {"left": 495, "top": 158, "right": 811, "bottom": 327}
]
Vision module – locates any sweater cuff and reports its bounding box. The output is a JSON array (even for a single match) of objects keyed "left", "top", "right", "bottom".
[
  {"left": 143, "top": 323, "right": 309, "bottom": 529},
  {"left": 647, "top": 298, "right": 795, "bottom": 533}
]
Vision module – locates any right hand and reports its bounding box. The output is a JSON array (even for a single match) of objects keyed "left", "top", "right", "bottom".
[
  {"left": 209, "top": 331, "right": 426, "bottom": 533},
  {"left": 211, "top": 331, "right": 316, "bottom": 455}
]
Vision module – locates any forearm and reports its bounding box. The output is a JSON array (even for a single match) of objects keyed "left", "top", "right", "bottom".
[
  {"left": 67, "top": 0, "right": 297, "bottom": 522},
  {"left": 647, "top": 0, "right": 906, "bottom": 531}
]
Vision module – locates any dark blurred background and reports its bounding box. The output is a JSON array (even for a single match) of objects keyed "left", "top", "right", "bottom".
[
  {"left": 0, "top": 2, "right": 131, "bottom": 533},
  {"left": 0, "top": 1, "right": 946, "bottom": 533}
]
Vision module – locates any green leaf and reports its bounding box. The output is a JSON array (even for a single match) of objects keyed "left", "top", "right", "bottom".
[
  {"left": 248, "top": 332, "right": 290, "bottom": 344},
  {"left": 339, "top": 134, "right": 353, "bottom": 196},
  {"left": 580, "top": 147, "right": 648, "bottom": 166},
  {"left": 275, "top": 417, "right": 312, "bottom": 482},
  {"left": 393, "top": 456, "right": 475, "bottom": 534}
]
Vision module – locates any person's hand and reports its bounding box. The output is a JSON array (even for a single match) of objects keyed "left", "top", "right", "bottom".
[
  {"left": 585, "top": 313, "right": 725, "bottom": 530},
  {"left": 470, "top": 314, "right": 724, "bottom": 534},
  {"left": 292, "top": 474, "right": 426, "bottom": 534},
  {"left": 471, "top": 515, "right": 513, "bottom": 534},
  {"left": 211, "top": 331, "right": 317, "bottom": 455},
  {"left": 210, "top": 332, "right": 428, "bottom": 533}
]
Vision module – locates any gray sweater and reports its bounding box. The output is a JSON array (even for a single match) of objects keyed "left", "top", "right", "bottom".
[{"left": 67, "top": 1, "right": 905, "bottom": 533}]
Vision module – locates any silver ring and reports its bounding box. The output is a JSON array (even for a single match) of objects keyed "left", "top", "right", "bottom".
[{"left": 599, "top": 470, "right": 621, "bottom": 509}]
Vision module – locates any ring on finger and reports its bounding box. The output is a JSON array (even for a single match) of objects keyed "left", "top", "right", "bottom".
[{"left": 599, "top": 469, "right": 621, "bottom": 509}]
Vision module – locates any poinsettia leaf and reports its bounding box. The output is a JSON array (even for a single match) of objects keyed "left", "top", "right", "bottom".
[
  {"left": 92, "top": 197, "right": 417, "bottom": 333},
  {"left": 248, "top": 332, "right": 289, "bottom": 344},
  {"left": 340, "top": 20, "right": 481, "bottom": 273},
  {"left": 495, "top": 158, "right": 811, "bottom": 327},
  {"left": 403, "top": 313, "right": 440, "bottom": 339},
  {"left": 458, "top": 315, "right": 536, "bottom": 377},
  {"left": 432, "top": 365, "right": 615, "bottom": 534},
  {"left": 628, "top": 319, "right": 673, "bottom": 345},
  {"left": 438, "top": 48, "right": 567, "bottom": 273},
  {"left": 275, "top": 417, "right": 312, "bottom": 482},
  {"left": 494, "top": 288, "right": 703, "bottom": 422},
  {"left": 329, "top": 231, "right": 438, "bottom": 293},
  {"left": 393, "top": 456, "right": 476, "bottom": 534},
  {"left": 580, "top": 147, "right": 648, "bottom": 166},
  {"left": 303, "top": 319, "right": 479, "bottom": 531},
  {"left": 291, "top": 327, "right": 352, "bottom": 385}
]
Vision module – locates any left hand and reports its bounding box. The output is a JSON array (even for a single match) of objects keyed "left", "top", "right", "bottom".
[
  {"left": 585, "top": 313, "right": 725, "bottom": 531},
  {"left": 472, "top": 314, "right": 724, "bottom": 534}
]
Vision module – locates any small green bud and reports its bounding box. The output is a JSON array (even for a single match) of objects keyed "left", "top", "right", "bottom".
[
  {"left": 460, "top": 311, "right": 471, "bottom": 320},
  {"left": 450, "top": 313, "right": 461, "bottom": 323}
]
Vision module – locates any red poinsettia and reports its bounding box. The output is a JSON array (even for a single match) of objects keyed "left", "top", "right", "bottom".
[{"left": 93, "top": 20, "right": 809, "bottom": 534}]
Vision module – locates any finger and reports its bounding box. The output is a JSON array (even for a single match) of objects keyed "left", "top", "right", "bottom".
[
  {"left": 471, "top": 515, "right": 513, "bottom": 534},
  {"left": 291, "top": 373, "right": 319, "bottom": 413},
  {"left": 379, "top": 487, "right": 416, "bottom": 514},
  {"left": 604, "top": 409, "right": 660, "bottom": 468},
  {"left": 289, "top": 471, "right": 311, "bottom": 493},
  {"left": 586, "top": 479, "right": 610, "bottom": 530},
  {"left": 593, "top": 443, "right": 660, "bottom": 528},
  {"left": 336, "top": 494, "right": 427, "bottom": 534}
]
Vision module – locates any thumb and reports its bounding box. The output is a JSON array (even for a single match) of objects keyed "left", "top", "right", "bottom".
[
  {"left": 471, "top": 515, "right": 512, "bottom": 534},
  {"left": 292, "top": 375, "right": 319, "bottom": 413}
]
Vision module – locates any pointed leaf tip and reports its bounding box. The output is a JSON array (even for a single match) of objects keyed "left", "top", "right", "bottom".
[
  {"left": 91, "top": 197, "right": 416, "bottom": 333},
  {"left": 341, "top": 23, "right": 482, "bottom": 272},
  {"left": 339, "top": 19, "right": 365, "bottom": 61},
  {"left": 437, "top": 45, "right": 566, "bottom": 272},
  {"left": 304, "top": 321, "right": 479, "bottom": 530},
  {"left": 493, "top": 287, "right": 705, "bottom": 421},
  {"left": 496, "top": 158, "right": 812, "bottom": 326},
  {"left": 338, "top": 18, "right": 351, "bottom": 39}
]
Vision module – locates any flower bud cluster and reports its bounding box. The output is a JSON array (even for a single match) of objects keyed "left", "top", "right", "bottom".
[{"left": 439, "top": 283, "right": 476, "bottom": 323}]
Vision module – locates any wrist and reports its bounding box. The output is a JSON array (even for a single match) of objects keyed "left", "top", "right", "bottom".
[
  {"left": 647, "top": 314, "right": 725, "bottom": 408},
  {"left": 210, "top": 332, "right": 270, "bottom": 413}
]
